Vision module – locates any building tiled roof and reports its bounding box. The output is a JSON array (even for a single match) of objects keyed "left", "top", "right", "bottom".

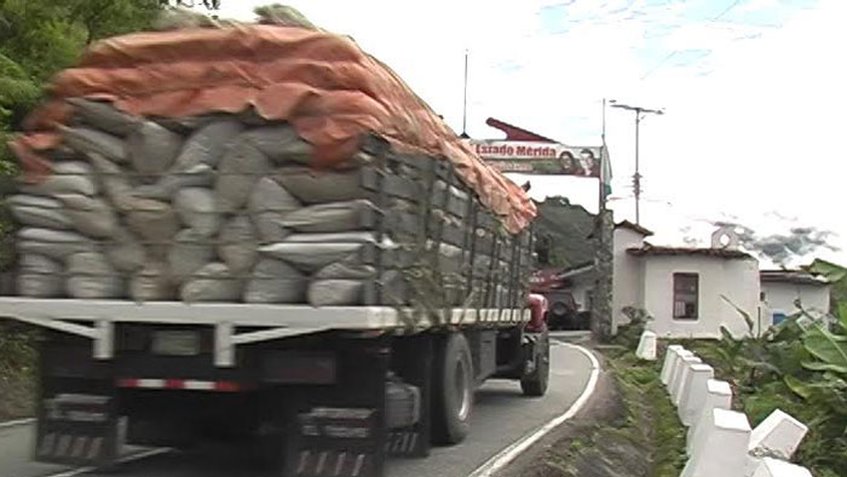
[
  {"left": 615, "top": 220, "right": 654, "bottom": 237},
  {"left": 760, "top": 270, "right": 830, "bottom": 286},
  {"left": 626, "top": 244, "right": 752, "bottom": 259}
]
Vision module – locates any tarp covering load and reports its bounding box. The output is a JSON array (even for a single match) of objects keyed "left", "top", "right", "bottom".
[
  {"left": 12, "top": 20, "right": 535, "bottom": 233},
  {"left": 6, "top": 13, "right": 535, "bottom": 311}
]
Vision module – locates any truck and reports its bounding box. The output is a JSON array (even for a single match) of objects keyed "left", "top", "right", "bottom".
[{"left": 0, "top": 16, "right": 548, "bottom": 477}]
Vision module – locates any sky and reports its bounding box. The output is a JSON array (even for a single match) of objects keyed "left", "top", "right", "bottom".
[{"left": 201, "top": 0, "right": 845, "bottom": 268}]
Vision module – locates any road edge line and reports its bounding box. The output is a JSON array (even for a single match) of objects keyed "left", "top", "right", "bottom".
[
  {"left": 467, "top": 342, "right": 601, "bottom": 477},
  {"left": 0, "top": 417, "right": 35, "bottom": 430},
  {"left": 45, "top": 447, "right": 172, "bottom": 477}
]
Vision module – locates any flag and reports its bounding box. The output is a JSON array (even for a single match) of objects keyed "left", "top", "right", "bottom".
[{"left": 600, "top": 142, "right": 612, "bottom": 198}]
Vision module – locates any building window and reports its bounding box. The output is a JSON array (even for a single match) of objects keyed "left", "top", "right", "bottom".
[{"left": 673, "top": 273, "right": 699, "bottom": 320}]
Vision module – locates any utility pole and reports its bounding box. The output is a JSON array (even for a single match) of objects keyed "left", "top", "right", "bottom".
[{"left": 609, "top": 101, "right": 664, "bottom": 225}]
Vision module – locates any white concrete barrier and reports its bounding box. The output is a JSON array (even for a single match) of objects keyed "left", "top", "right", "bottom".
[
  {"left": 661, "top": 344, "right": 685, "bottom": 385},
  {"left": 681, "top": 408, "right": 751, "bottom": 477},
  {"left": 749, "top": 457, "right": 813, "bottom": 477},
  {"left": 671, "top": 355, "right": 702, "bottom": 406},
  {"left": 635, "top": 330, "right": 658, "bottom": 361},
  {"left": 748, "top": 409, "right": 808, "bottom": 460},
  {"left": 667, "top": 349, "right": 694, "bottom": 395},
  {"left": 688, "top": 379, "right": 732, "bottom": 454},
  {"left": 677, "top": 363, "right": 714, "bottom": 426}
]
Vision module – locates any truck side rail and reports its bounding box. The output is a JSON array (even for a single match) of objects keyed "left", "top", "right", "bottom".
[{"left": 0, "top": 297, "right": 529, "bottom": 366}]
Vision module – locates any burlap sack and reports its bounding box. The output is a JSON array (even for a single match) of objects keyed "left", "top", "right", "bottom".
[
  {"left": 55, "top": 194, "right": 118, "bottom": 239},
  {"left": 219, "top": 215, "right": 258, "bottom": 275},
  {"left": 307, "top": 279, "right": 363, "bottom": 306},
  {"left": 16, "top": 254, "right": 64, "bottom": 298},
  {"left": 174, "top": 187, "right": 219, "bottom": 237},
  {"left": 127, "top": 121, "right": 183, "bottom": 178},
  {"left": 130, "top": 261, "right": 174, "bottom": 301},
  {"left": 20, "top": 161, "right": 98, "bottom": 197},
  {"left": 17, "top": 228, "right": 96, "bottom": 260},
  {"left": 86, "top": 152, "right": 136, "bottom": 212},
  {"left": 241, "top": 124, "right": 313, "bottom": 164},
  {"left": 247, "top": 177, "right": 300, "bottom": 242},
  {"left": 60, "top": 126, "right": 127, "bottom": 164},
  {"left": 314, "top": 260, "right": 376, "bottom": 279},
  {"left": 105, "top": 226, "right": 146, "bottom": 273},
  {"left": 273, "top": 166, "right": 365, "bottom": 204},
  {"left": 280, "top": 199, "right": 375, "bottom": 233},
  {"left": 133, "top": 163, "right": 213, "bottom": 200},
  {"left": 243, "top": 258, "right": 306, "bottom": 303},
  {"left": 126, "top": 198, "right": 179, "bottom": 246},
  {"left": 259, "top": 242, "right": 363, "bottom": 273},
  {"left": 7, "top": 195, "right": 72, "bottom": 230},
  {"left": 67, "top": 98, "right": 140, "bottom": 136},
  {"left": 66, "top": 252, "right": 125, "bottom": 299},
  {"left": 215, "top": 139, "right": 270, "bottom": 213},
  {"left": 176, "top": 120, "right": 245, "bottom": 168},
  {"left": 181, "top": 263, "right": 242, "bottom": 302},
  {"left": 168, "top": 229, "right": 215, "bottom": 283}
]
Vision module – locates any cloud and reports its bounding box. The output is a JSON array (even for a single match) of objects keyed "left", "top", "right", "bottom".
[
  {"left": 207, "top": 0, "right": 845, "bottom": 264},
  {"left": 711, "top": 220, "right": 839, "bottom": 266}
]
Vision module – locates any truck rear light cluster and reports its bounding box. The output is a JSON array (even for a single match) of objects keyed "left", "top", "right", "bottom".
[{"left": 116, "top": 378, "right": 247, "bottom": 392}]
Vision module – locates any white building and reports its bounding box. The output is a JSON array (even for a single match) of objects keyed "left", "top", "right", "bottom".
[
  {"left": 612, "top": 224, "right": 762, "bottom": 339},
  {"left": 760, "top": 270, "right": 831, "bottom": 324}
]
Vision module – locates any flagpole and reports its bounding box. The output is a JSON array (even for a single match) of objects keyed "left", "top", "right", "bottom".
[
  {"left": 461, "top": 49, "right": 469, "bottom": 138},
  {"left": 599, "top": 98, "right": 607, "bottom": 212}
]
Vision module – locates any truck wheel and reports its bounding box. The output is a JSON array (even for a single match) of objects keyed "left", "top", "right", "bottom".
[
  {"left": 431, "top": 332, "right": 473, "bottom": 445},
  {"left": 521, "top": 330, "right": 550, "bottom": 397}
]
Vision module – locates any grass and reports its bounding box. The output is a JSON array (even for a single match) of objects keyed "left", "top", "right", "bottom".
[
  {"left": 539, "top": 346, "right": 688, "bottom": 477},
  {"left": 606, "top": 350, "right": 688, "bottom": 477}
]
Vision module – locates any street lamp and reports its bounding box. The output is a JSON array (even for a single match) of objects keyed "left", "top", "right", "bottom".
[{"left": 609, "top": 100, "right": 664, "bottom": 225}]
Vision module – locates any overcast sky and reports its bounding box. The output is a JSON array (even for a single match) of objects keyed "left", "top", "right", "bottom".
[{"left": 206, "top": 0, "right": 845, "bottom": 268}]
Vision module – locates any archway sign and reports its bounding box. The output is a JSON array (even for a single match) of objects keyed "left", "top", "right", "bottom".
[
  {"left": 462, "top": 117, "right": 611, "bottom": 206},
  {"left": 465, "top": 118, "right": 615, "bottom": 341}
]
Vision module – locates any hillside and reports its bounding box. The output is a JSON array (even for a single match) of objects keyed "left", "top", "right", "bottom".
[{"left": 533, "top": 196, "right": 596, "bottom": 269}]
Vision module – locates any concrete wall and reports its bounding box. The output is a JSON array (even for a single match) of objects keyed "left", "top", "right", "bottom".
[
  {"left": 611, "top": 228, "right": 646, "bottom": 332},
  {"left": 642, "top": 255, "right": 761, "bottom": 339},
  {"left": 572, "top": 278, "right": 593, "bottom": 311},
  {"left": 761, "top": 281, "right": 830, "bottom": 324}
]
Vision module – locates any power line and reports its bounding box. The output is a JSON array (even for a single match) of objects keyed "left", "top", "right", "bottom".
[{"left": 640, "top": 0, "right": 745, "bottom": 80}]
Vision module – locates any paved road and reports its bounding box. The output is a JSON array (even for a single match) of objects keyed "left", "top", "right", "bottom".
[{"left": 0, "top": 339, "right": 594, "bottom": 477}]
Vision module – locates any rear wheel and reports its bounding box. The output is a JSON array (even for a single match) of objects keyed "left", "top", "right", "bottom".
[
  {"left": 431, "top": 332, "right": 473, "bottom": 445},
  {"left": 521, "top": 328, "right": 550, "bottom": 397}
]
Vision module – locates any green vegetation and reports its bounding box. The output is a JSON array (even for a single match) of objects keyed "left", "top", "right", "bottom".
[
  {"left": 533, "top": 197, "right": 595, "bottom": 269},
  {"left": 0, "top": 321, "right": 37, "bottom": 420},
  {"left": 680, "top": 305, "right": 847, "bottom": 477},
  {"left": 541, "top": 313, "right": 687, "bottom": 477}
]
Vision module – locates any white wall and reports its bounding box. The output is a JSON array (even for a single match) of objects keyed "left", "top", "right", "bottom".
[
  {"left": 572, "top": 279, "right": 593, "bottom": 311},
  {"left": 641, "top": 255, "right": 761, "bottom": 339},
  {"left": 761, "top": 281, "right": 830, "bottom": 324},
  {"left": 611, "top": 228, "right": 646, "bottom": 333}
]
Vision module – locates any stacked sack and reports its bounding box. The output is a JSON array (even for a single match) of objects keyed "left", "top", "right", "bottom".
[{"left": 10, "top": 99, "right": 422, "bottom": 305}]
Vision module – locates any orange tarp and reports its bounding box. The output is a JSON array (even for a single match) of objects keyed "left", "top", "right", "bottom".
[{"left": 12, "top": 25, "right": 536, "bottom": 233}]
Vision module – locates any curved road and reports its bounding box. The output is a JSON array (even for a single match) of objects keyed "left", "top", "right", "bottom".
[{"left": 0, "top": 338, "right": 595, "bottom": 477}]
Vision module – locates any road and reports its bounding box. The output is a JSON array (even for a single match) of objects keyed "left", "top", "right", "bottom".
[{"left": 0, "top": 338, "right": 595, "bottom": 477}]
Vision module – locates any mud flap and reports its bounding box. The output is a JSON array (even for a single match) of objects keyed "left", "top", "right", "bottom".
[
  {"left": 34, "top": 342, "right": 120, "bottom": 467},
  {"left": 284, "top": 337, "right": 389, "bottom": 477},
  {"left": 385, "top": 334, "right": 432, "bottom": 459}
]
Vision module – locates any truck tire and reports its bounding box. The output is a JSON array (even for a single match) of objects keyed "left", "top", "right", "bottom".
[
  {"left": 431, "top": 332, "right": 473, "bottom": 445},
  {"left": 521, "top": 329, "right": 550, "bottom": 397}
]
